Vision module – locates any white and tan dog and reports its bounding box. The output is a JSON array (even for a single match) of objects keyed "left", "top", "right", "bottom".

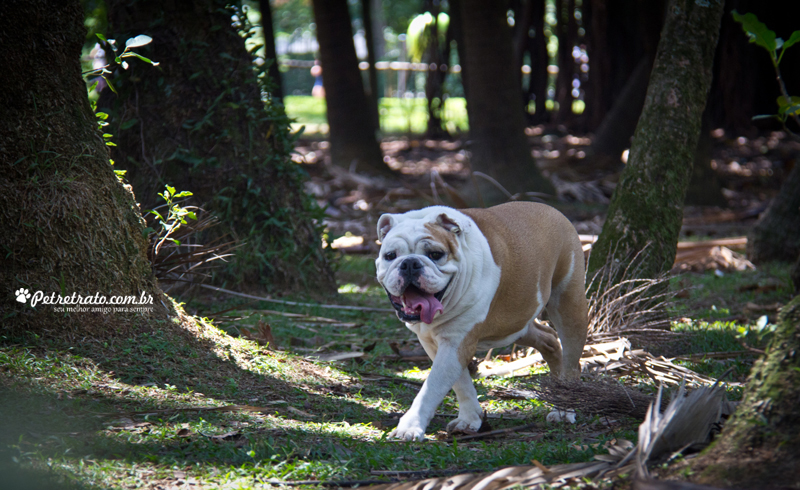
[{"left": 375, "top": 202, "right": 588, "bottom": 441}]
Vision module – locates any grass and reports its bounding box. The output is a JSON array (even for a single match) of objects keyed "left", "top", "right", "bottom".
[
  {"left": 1, "top": 261, "right": 795, "bottom": 488},
  {"left": 284, "top": 96, "right": 469, "bottom": 135}
]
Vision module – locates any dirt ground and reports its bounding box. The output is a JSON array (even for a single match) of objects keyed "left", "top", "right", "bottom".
[{"left": 293, "top": 127, "right": 798, "bottom": 252}]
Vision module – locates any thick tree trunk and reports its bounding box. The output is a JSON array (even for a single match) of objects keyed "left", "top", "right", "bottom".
[
  {"left": 312, "top": 0, "right": 388, "bottom": 176},
  {"left": 460, "top": 0, "right": 554, "bottom": 204},
  {"left": 0, "top": 0, "right": 170, "bottom": 336},
  {"left": 259, "top": 0, "right": 284, "bottom": 102},
  {"left": 424, "top": 5, "right": 448, "bottom": 138},
  {"left": 747, "top": 163, "right": 800, "bottom": 263},
  {"left": 680, "top": 293, "right": 800, "bottom": 487},
  {"left": 100, "top": 0, "right": 336, "bottom": 294},
  {"left": 586, "top": 0, "right": 724, "bottom": 283}
]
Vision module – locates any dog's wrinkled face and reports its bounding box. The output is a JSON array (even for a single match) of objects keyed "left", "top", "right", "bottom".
[{"left": 375, "top": 209, "right": 463, "bottom": 324}]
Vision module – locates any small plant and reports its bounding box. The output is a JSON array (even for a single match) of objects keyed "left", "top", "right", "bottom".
[
  {"left": 147, "top": 186, "right": 197, "bottom": 256},
  {"left": 732, "top": 11, "right": 800, "bottom": 134}
]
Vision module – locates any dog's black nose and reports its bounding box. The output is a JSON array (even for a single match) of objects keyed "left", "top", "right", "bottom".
[{"left": 399, "top": 257, "right": 424, "bottom": 276}]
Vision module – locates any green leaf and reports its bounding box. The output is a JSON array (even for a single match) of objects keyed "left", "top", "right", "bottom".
[
  {"left": 104, "top": 76, "right": 118, "bottom": 94},
  {"left": 732, "top": 10, "right": 777, "bottom": 54},
  {"left": 186, "top": 211, "right": 197, "bottom": 220},
  {"left": 781, "top": 103, "right": 800, "bottom": 116},
  {"left": 102, "top": 133, "right": 113, "bottom": 139},
  {"left": 173, "top": 191, "right": 193, "bottom": 198},
  {"left": 105, "top": 141, "right": 117, "bottom": 147},
  {"left": 751, "top": 114, "right": 777, "bottom": 121},
  {"left": 125, "top": 34, "right": 153, "bottom": 49},
  {"left": 120, "top": 118, "right": 139, "bottom": 131},
  {"left": 95, "top": 111, "right": 109, "bottom": 120},
  {"left": 170, "top": 239, "right": 181, "bottom": 246},
  {"left": 96, "top": 33, "right": 107, "bottom": 43},
  {"left": 123, "top": 52, "right": 157, "bottom": 65},
  {"left": 783, "top": 30, "right": 800, "bottom": 51}
]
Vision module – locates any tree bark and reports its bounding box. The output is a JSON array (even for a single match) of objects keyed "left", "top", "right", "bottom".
[
  {"left": 584, "top": 0, "right": 664, "bottom": 136},
  {"left": 747, "top": 163, "right": 800, "bottom": 263},
  {"left": 361, "top": 0, "right": 381, "bottom": 133},
  {"left": 259, "top": 0, "right": 284, "bottom": 102},
  {"left": 460, "top": 0, "right": 554, "bottom": 204},
  {"left": 0, "top": 0, "right": 170, "bottom": 336},
  {"left": 679, "top": 293, "right": 800, "bottom": 487},
  {"left": 586, "top": 0, "right": 725, "bottom": 283},
  {"left": 99, "top": 0, "right": 336, "bottom": 294},
  {"left": 554, "top": 0, "right": 577, "bottom": 123},
  {"left": 311, "top": 0, "right": 388, "bottom": 176}
]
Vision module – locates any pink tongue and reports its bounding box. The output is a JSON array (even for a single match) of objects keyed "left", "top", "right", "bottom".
[{"left": 402, "top": 287, "right": 443, "bottom": 324}]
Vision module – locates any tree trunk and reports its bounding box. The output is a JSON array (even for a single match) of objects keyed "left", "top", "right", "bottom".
[
  {"left": 586, "top": 0, "right": 724, "bottom": 283},
  {"left": 584, "top": 0, "right": 664, "bottom": 135},
  {"left": 684, "top": 113, "right": 727, "bottom": 206},
  {"left": 0, "top": 0, "right": 170, "bottom": 337},
  {"left": 449, "top": 0, "right": 469, "bottom": 102},
  {"left": 527, "top": 0, "right": 549, "bottom": 124},
  {"left": 460, "top": 0, "right": 555, "bottom": 204},
  {"left": 747, "top": 163, "right": 800, "bottom": 263},
  {"left": 590, "top": 55, "right": 653, "bottom": 159},
  {"left": 99, "top": 0, "right": 336, "bottom": 294},
  {"left": 361, "top": 0, "right": 381, "bottom": 133},
  {"left": 554, "top": 0, "right": 577, "bottom": 123},
  {"left": 680, "top": 293, "right": 800, "bottom": 487},
  {"left": 259, "top": 0, "right": 284, "bottom": 102},
  {"left": 424, "top": 4, "right": 448, "bottom": 138},
  {"left": 311, "top": 0, "right": 388, "bottom": 176}
]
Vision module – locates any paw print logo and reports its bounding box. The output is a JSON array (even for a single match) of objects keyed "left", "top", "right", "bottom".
[{"left": 15, "top": 288, "right": 31, "bottom": 304}]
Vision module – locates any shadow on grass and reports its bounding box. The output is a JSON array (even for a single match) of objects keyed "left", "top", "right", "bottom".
[{"left": 0, "top": 317, "right": 402, "bottom": 484}]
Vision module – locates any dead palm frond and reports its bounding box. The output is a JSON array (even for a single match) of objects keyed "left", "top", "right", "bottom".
[
  {"left": 145, "top": 206, "right": 239, "bottom": 286},
  {"left": 586, "top": 244, "right": 683, "bottom": 342}
]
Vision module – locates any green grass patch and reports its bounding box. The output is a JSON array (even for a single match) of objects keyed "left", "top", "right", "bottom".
[
  {"left": 1, "top": 262, "right": 794, "bottom": 488},
  {"left": 284, "top": 96, "right": 469, "bottom": 135}
]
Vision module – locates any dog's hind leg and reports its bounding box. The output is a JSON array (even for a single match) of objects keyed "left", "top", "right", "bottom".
[{"left": 545, "top": 268, "right": 588, "bottom": 379}]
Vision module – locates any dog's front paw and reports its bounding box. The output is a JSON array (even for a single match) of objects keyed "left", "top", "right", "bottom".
[
  {"left": 446, "top": 412, "right": 482, "bottom": 434},
  {"left": 389, "top": 416, "right": 427, "bottom": 441},
  {"left": 546, "top": 409, "right": 576, "bottom": 424}
]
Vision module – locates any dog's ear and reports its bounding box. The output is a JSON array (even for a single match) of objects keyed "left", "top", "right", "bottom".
[
  {"left": 436, "top": 213, "right": 462, "bottom": 235},
  {"left": 377, "top": 214, "right": 397, "bottom": 241}
]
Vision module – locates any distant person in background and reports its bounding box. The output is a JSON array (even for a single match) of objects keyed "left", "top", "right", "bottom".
[{"left": 311, "top": 60, "right": 325, "bottom": 98}]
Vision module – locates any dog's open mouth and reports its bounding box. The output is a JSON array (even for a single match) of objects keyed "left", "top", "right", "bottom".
[{"left": 387, "top": 283, "right": 447, "bottom": 324}]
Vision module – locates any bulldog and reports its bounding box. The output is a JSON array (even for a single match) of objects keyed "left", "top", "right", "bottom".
[{"left": 375, "top": 202, "right": 588, "bottom": 441}]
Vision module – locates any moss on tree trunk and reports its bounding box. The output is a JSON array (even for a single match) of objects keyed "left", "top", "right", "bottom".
[
  {"left": 0, "top": 0, "right": 171, "bottom": 337},
  {"left": 586, "top": 0, "right": 724, "bottom": 284},
  {"left": 99, "top": 0, "right": 335, "bottom": 294},
  {"left": 676, "top": 294, "right": 800, "bottom": 487}
]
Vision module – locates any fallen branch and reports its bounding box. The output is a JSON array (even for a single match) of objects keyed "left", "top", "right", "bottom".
[{"left": 199, "top": 284, "right": 394, "bottom": 313}]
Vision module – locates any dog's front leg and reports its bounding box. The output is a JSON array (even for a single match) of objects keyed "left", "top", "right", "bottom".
[
  {"left": 390, "top": 343, "right": 464, "bottom": 441},
  {"left": 447, "top": 368, "right": 483, "bottom": 433}
]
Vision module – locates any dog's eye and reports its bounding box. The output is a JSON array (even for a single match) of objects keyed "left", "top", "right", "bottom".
[
  {"left": 428, "top": 251, "right": 445, "bottom": 261},
  {"left": 384, "top": 251, "right": 397, "bottom": 261}
]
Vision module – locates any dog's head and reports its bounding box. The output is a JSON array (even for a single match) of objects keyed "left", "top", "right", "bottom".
[{"left": 375, "top": 207, "right": 468, "bottom": 324}]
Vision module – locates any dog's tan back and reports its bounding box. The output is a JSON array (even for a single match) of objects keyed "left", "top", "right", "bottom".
[{"left": 461, "top": 202, "right": 587, "bottom": 377}]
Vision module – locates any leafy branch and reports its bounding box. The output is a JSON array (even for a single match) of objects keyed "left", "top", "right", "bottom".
[
  {"left": 732, "top": 11, "right": 800, "bottom": 137},
  {"left": 83, "top": 34, "right": 159, "bottom": 94}
]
